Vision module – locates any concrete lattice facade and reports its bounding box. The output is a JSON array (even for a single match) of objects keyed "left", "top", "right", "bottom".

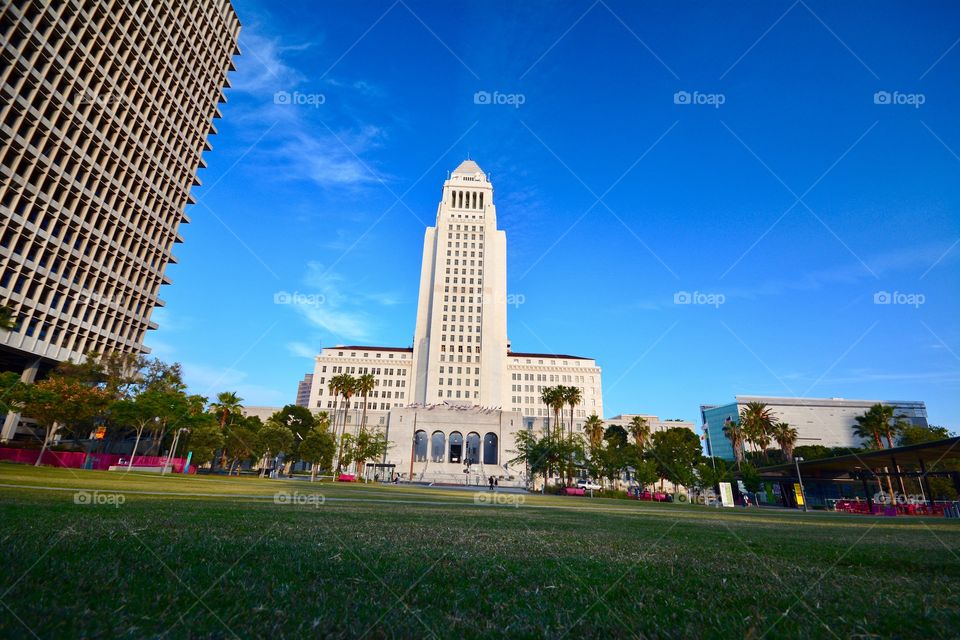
[{"left": 0, "top": 0, "right": 240, "bottom": 367}]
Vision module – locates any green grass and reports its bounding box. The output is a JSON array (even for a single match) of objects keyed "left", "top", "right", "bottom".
[{"left": 1, "top": 465, "right": 958, "bottom": 639}]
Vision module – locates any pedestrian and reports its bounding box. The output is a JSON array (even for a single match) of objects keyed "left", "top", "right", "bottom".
[
  {"left": 489, "top": 476, "right": 494, "bottom": 490},
  {"left": 494, "top": 477, "right": 499, "bottom": 488}
]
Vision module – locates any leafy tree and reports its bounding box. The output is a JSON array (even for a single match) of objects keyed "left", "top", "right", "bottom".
[
  {"left": 631, "top": 458, "right": 659, "bottom": 492},
  {"left": 0, "top": 305, "right": 16, "bottom": 331},
  {"left": 182, "top": 413, "right": 223, "bottom": 468},
  {"left": 350, "top": 427, "right": 390, "bottom": 480},
  {"left": 695, "top": 458, "right": 732, "bottom": 492},
  {"left": 740, "top": 461, "right": 762, "bottom": 494},
  {"left": 299, "top": 417, "right": 336, "bottom": 481},
  {"left": 0, "top": 371, "right": 26, "bottom": 415},
  {"left": 257, "top": 420, "right": 294, "bottom": 477},
  {"left": 16, "top": 377, "right": 111, "bottom": 465},
  {"left": 603, "top": 424, "right": 628, "bottom": 448},
  {"left": 649, "top": 427, "right": 702, "bottom": 491},
  {"left": 268, "top": 404, "right": 316, "bottom": 469},
  {"left": 110, "top": 391, "right": 168, "bottom": 468},
  {"left": 898, "top": 424, "right": 953, "bottom": 446},
  {"left": 224, "top": 415, "right": 260, "bottom": 475}
]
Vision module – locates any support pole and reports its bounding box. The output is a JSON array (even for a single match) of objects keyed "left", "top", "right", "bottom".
[{"left": 919, "top": 458, "right": 935, "bottom": 509}]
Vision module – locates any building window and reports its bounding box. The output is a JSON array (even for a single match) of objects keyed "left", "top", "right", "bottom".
[
  {"left": 448, "top": 431, "right": 463, "bottom": 463},
  {"left": 414, "top": 430, "right": 428, "bottom": 462}
]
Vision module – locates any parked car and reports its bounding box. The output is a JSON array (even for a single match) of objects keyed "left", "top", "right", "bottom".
[{"left": 576, "top": 479, "right": 602, "bottom": 491}]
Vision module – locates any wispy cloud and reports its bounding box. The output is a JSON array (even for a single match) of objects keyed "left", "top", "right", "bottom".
[
  {"left": 181, "top": 362, "right": 288, "bottom": 406},
  {"left": 225, "top": 24, "right": 389, "bottom": 189},
  {"left": 286, "top": 341, "right": 319, "bottom": 359},
  {"left": 277, "top": 262, "right": 405, "bottom": 343}
]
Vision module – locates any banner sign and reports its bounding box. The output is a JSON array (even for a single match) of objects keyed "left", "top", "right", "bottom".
[{"left": 719, "top": 482, "right": 735, "bottom": 508}]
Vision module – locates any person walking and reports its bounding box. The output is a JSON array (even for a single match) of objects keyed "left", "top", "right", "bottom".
[{"left": 488, "top": 476, "right": 495, "bottom": 491}]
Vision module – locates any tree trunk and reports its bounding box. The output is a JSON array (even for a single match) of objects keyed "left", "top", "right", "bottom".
[
  {"left": 260, "top": 450, "right": 270, "bottom": 478},
  {"left": 128, "top": 426, "right": 145, "bottom": 469},
  {"left": 310, "top": 462, "right": 317, "bottom": 482},
  {"left": 35, "top": 423, "right": 56, "bottom": 467}
]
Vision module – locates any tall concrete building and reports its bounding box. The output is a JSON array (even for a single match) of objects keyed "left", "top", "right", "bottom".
[
  {"left": 701, "top": 395, "right": 929, "bottom": 460},
  {"left": 410, "top": 160, "right": 507, "bottom": 407},
  {"left": 0, "top": 0, "right": 241, "bottom": 439},
  {"left": 308, "top": 160, "right": 603, "bottom": 483}
]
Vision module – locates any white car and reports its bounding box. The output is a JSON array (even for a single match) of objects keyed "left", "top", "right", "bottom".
[{"left": 577, "top": 480, "right": 602, "bottom": 491}]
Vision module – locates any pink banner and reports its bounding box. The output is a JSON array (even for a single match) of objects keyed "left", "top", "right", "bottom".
[{"left": 0, "top": 448, "right": 193, "bottom": 473}]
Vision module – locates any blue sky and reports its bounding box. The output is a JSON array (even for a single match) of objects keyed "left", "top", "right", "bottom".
[{"left": 145, "top": 0, "right": 960, "bottom": 429}]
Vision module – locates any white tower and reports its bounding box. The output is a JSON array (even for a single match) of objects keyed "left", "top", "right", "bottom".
[{"left": 411, "top": 160, "right": 508, "bottom": 407}]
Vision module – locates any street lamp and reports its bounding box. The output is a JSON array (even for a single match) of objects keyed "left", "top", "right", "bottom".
[{"left": 794, "top": 456, "right": 808, "bottom": 512}]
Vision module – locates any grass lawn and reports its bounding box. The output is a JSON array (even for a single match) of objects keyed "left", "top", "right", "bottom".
[{"left": 0, "top": 464, "right": 958, "bottom": 639}]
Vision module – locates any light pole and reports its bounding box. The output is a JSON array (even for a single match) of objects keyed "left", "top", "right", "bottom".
[{"left": 794, "top": 456, "right": 808, "bottom": 512}]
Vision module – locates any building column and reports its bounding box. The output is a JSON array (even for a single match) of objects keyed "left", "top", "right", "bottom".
[{"left": 1, "top": 358, "right": 42, "bottom": 442}]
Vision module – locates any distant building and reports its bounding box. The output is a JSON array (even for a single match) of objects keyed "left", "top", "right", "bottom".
[
  {"left": 701, "top": 396, "right": 929, "bottom": 460},
  {"left": 295, "top": 373, "right": 313, "bottom": 407},
  {"left": 604, "top": 414, "right": 696, "bottom": 436}
]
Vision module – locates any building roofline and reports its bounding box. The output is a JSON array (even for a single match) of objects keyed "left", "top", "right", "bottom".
[
  {"left": 507, "top": 351, "right": 591, "bottom": 360},
  {"left": 328, "top": 345, "right": 413, "bottom": 353}
]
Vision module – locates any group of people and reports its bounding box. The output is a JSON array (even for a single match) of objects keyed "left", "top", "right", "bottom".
[{"left": 488, "top": 476, "right": 499, "bottom": 490}]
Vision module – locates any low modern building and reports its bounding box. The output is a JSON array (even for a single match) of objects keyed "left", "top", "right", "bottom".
[
  {"left": 701, "top": 395, "right": 929, "bottom": 460},
  {"left": 295, "top": 373, "right": 313, "bottom": 408}
]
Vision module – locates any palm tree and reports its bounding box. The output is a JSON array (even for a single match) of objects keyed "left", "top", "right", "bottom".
[
  {"left": 327, "top": 376, "right": 341, "bottom": 436},
  {"left": 210, "top": 391, "right": 243, "bottom": 471},
  {"left": 722, "top": 417, "right": 745, "bottom": 470},
  {"left": 354, "top": 373, "right": 377, "bottom": 473},
  {"left": 853, "top": 404, "right": 886, "bottom": 449},
  {"left": 564, "top": 386, "right": 582, "bottom": 442},
  {"left": 540, "top": 386, "right": 562, "bottom": 439},
  {"left": 584, "top": 414, "right": 604, "bottom": 451},
  {"left": 739, "top": 402, "right": 774, "bottom": 461},
  {"left": 770, "top": 422, "right": 798, "bottom": 462},
  {"left": 550, "top": 387, "right": 567, "bottom": 437},
  {"left": 355, "top": 373, "right": 376, "bottom": 434},
  {"left": 627, "top": 415, "right": 651, "bottom": 452},
  {"left": 562, "top": 386, "right": 582, "bottom": 484},
  {"left": 334, "top": 375, "right": 357, "bottom": 472}
]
